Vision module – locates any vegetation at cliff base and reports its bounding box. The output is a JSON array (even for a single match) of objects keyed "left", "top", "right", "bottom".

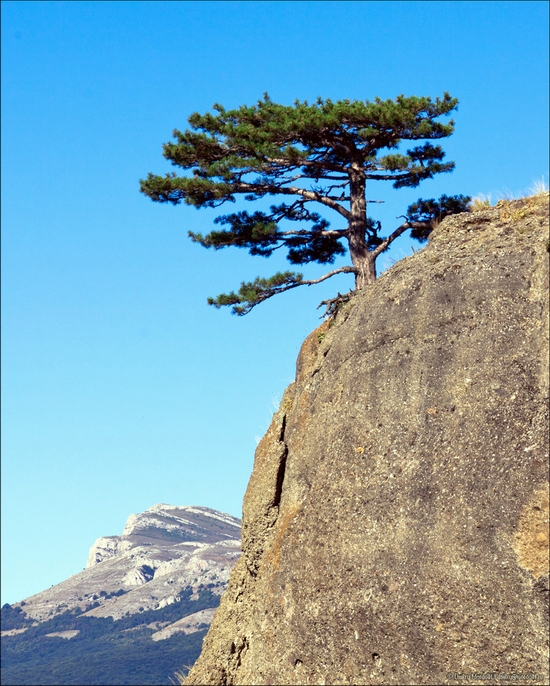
[
  {"left": 140, "top": 93, "right": 470, "bottom": 314},
  {"left": 1, "top": 587, "right": 218, "bottom": 685}
]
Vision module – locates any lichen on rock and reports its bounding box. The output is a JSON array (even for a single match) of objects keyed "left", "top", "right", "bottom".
[{"left": 513, "top": 486, "right": 550, "bottom": 579}]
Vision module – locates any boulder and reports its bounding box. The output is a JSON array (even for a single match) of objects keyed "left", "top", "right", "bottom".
[{"left": 186, "top": 195, "right": 549, "bottom": 685}]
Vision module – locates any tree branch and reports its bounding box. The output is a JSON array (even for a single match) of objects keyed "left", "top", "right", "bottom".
[
  {"left": 289, "top": 265, "right": 355, "bottom": 286},
  {"left": 317, "top": 290, "right": 354, "bottom": 318},
  {"left": 248, "top": 266, "right": 355, "bottom": 312},
  {"left": 264, "top": 157, "right": 347, "bottom": 174},
  {"left": 365, "top": 172, "right": 412, "bottom": 181},
  {"left": 370, "top": 220, "right": 432, "bottom": 258},
  {"left": 278, "top": 228, "right": 348, "bottom": 239},
  {"left": 234, "top": 181, "right": 351, "bottom": 220},
  {"left": 284, "top": 185, "right": 351, "bottom": 218}
]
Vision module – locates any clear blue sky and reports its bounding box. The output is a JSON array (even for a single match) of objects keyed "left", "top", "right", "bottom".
[{"left": 2, "top": 1, "right": 548, "bottom": 605}]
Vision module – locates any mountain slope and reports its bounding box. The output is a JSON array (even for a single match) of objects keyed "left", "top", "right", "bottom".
[
  {"left": 7, "top": 504, "right": 240, "bottom": 624},
  {"left": 1, "top": 504, "right": 241, "bottom": 685},
  {"left": 185, "top": 194, "right": 550, "bottom": 685}
]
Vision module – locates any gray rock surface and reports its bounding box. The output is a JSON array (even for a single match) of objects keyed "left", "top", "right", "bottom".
[
  {"left": 186, "top": 195, "right": 549, "bottom": 686},
  {"left": 12, "top": 504, "right": 241, "bottom": 625}
]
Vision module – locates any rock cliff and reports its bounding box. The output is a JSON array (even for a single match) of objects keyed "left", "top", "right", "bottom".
[{"left": 186, "top": 195, "right": 549, "bottom": 686}]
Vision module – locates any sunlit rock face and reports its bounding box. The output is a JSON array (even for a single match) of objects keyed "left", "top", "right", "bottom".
[
  {"left": 13, "top": 504, "right": 241, "bottom": 624},
  {"left": 186, "top": 195, "right": 549, "bottom": 685}
]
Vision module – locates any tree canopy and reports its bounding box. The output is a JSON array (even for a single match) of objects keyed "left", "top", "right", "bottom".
[{"left": 140, "top": 93, "right": 470, "bottom": 314}]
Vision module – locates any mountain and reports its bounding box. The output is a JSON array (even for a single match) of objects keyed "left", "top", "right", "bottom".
[
  {"left": 1, "top": 504, "right": 241, "bottom": 685},
  {"left": 185, "top": 194, "right": 550, "bottom": 685}
]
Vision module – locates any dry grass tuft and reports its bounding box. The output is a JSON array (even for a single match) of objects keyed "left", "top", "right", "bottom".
[
  {"left": 470, "top": 178, "right": 549, "bottom": 212},
  {"left": 170, "top": 667, "right": 192, "bottom": 685},
  {"left": 469, "top": 193, "right": 493, "bottom": 211},
  {"left": 528, "top": 176, "right": 549, "bottom": 197}
]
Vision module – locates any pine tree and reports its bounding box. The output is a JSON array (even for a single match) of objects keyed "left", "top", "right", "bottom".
[{"left": 140, "top": 93, "right": 470, "bottom": 315}]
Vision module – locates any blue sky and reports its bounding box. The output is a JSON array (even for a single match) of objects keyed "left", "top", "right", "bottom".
[{"left": 1, "top": 1, "right": 548, "bottom": 605}]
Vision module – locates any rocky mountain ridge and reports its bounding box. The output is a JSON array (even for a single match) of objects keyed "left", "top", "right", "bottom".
[
  {"left": 5, "top": 504, "right": 240, "bottom": 628},
  {"left": 2, "top": 504, "right": 241, "bottom": 685}
]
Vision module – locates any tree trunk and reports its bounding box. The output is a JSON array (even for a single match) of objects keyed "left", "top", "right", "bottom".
[
  {"left": 352, "top": 251, "right": 377, "bottom": 290},
  {"left": 348, "top": 165, "right": 376, "bottom": 290}
]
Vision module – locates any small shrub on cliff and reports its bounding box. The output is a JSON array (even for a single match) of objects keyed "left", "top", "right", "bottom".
[
  {"left": 470, "top": 193, "right": 493, "bottom": 211},
  {"left": 141, "top": 93, "right": 469, "bottom": 314}
]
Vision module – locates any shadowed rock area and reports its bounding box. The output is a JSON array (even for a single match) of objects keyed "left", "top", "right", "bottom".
[{"left": 185, "top": 195, "right": 549, "bottom": 686}]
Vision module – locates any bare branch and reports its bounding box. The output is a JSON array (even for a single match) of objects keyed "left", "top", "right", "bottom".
[
  {"left": 233, "top": 181, "right": 351, "bottom": 220},
  {"left": 317, "top": 290, "right": 354, "bottom": 318},
  {"left": 370, "top": 220, "right": 432, "bottom": 258},
  {"left": 285, "top": 185, "right": 351, "bottom": 219},
  {"left": 278, "top": 228, "right": 347, "bottom": 239},
  {"left": 308, "top": 175, "right": 349, "bottom": 181},
  {"left": 324, "top": 182, "right": 349, "bottom": 195},
  {"left": 294, "top": 265, "right": 355, "bottom": 285}
]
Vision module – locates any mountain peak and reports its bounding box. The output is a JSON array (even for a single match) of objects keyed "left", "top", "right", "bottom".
[
  {"left": 118, "top": 503, "right": 241, "bottom": 548},
  {"left": 8, "top": 504, "right": 241, "bottom": 625},
  {"left": 2, "top": 504, "right": 242, "bottom": 685}
]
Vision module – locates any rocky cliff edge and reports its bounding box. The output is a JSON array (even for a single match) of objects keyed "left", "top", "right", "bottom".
[{"left": 185, "top": 194, "right": 549, "bottom": 686}]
